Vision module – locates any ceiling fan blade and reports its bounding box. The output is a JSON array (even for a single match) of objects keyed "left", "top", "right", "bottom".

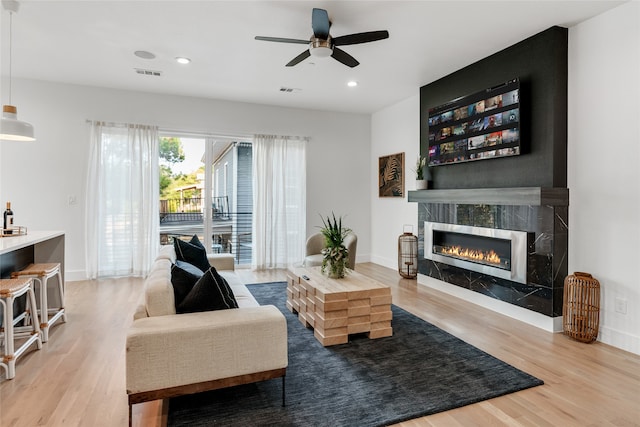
[
  {"left": 333, "top": 30, "right": 389, "bottom": 46},
  {"left": 286, "top": 50, "right": 311, "bottom": 67},
  {"left": 312, "top": 8, "right": 330, "bottom": 39},
  {"left": 331, "top": 47, "right": 359, "bottom": 68},
  {"left": 255, "top": 36, "right": 309, "bottom": 45}
]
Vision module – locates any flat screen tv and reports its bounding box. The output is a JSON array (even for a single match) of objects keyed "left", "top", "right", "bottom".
[{"left": 427, "top": 78, "right": 520, "bottom": 166}]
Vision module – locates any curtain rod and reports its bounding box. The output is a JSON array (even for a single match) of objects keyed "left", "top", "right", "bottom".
[
  {"left": 159, "top": 127, "right": 253, "bottom": 141},
  {"left": 87, "top": 122, "right": 308, "bottom": 141},
  {"left": 86, "top": 121, "right": 251, "bottom": 140},
  {"left": 85, "top": 119, "right": 157, "bottom": 129}
]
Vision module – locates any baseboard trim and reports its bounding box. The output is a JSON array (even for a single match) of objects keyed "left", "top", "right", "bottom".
[
  {"left": 65, "top": 270, "right": 86, "bottom": 282},
  {"left": 599, "top": 326, "right": 640, "bottom": 356}
]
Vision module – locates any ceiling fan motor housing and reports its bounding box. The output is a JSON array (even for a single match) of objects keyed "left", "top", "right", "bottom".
[{"left": 309, "top": 37, "right": 333, "bottom": 57}]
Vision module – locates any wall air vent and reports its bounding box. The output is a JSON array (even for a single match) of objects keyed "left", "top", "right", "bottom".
[{"left": 134, "top": 68, "right": 162, "bottom": 77}]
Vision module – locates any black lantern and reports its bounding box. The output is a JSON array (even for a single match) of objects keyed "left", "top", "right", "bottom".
[{"left": 398, "top": 225, "right": 418, "bottom": 279}]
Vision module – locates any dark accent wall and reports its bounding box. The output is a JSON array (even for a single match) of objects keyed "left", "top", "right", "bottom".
[{"left": 420, "top": 26, "right": 568, "bottom": 189}]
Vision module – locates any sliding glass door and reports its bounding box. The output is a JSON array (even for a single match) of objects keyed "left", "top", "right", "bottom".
[{"left": 158, "top": 133, "right": 253, "bottom": 265}]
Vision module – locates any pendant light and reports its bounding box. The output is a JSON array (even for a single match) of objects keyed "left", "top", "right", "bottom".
[{"left": 1, "top": 0, "right": 35, "bottom": 141}]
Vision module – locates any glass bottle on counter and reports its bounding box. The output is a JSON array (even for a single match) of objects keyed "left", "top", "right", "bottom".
[{"left": 3, "top": 201, "right": 14, "bottom": 234}]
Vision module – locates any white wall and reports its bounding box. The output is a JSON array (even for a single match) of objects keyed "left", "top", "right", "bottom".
[
  {"left": 370, "top": 95, "right": 419, "bottom": 269},
  {"left": 0, "top": 79, "right": 371, "bottom": 279},
  {"left": 568, "top": 1, "right": 640, "bottom": 355}
]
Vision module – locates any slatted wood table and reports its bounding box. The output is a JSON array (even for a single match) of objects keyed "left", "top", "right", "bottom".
[{"left": 286, "top": 266, "right": 393, "bottom": 346}]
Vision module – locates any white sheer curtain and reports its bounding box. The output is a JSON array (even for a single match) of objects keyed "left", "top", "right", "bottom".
[
  {"left": 85, "top": 121, "right": 159, "bottom": 278},
  {"left": 252, "top": 134, "right": 307, "bottom": 269}
]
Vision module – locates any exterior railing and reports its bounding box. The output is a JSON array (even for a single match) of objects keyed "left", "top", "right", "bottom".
[
  {"left": 158, "top": 210, "right": 252, "bottom": 265},
  {"left": 160, "top": 196, "right": 230, "bottom": 222}
]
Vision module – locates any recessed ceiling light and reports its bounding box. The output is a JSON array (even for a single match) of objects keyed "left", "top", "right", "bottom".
[
  {"left": 176, "top": 57, "right": 191, "bottom": 65},
  {"left": 134, "top": 50, "right": 156, "bottom": 60},
  {"left": 347, "top": 81, "right": 358, "bottom": 87}
]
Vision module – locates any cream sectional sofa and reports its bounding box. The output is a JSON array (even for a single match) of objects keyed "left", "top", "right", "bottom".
[{"left": 126, "top": 245, "right": 288, "bottom": 426}]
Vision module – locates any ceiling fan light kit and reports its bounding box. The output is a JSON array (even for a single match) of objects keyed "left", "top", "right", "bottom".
[
  {"left": 1, "top": 0, "right": 35, "bottom": 142},
  {"left": 255, "top": 7, "right": 389, "bottom": 68},
  {"left": 309, "top": 37, "right": 332, "bottom": 58}
]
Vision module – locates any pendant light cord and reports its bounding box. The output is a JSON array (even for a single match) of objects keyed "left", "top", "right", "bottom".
[{"left": 8, "top": 10, "right": 13, "bottom": 104}]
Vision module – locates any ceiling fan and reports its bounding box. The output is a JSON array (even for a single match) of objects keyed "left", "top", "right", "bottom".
[{"left": 255, "top": 8, "right": 389, "bottom": 68}]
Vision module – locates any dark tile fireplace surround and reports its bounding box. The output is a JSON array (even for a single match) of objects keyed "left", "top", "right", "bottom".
[{"left": 408, "top": 187, "right": 568, "bottom": 318}]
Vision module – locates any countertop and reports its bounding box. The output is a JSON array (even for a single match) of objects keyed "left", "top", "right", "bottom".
[{"left": 0, "top": 230, "right": 65, "bottom": 255}]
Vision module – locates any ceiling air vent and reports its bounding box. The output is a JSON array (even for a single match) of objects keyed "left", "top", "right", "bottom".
[
  {"left": 279, "top": 87, "right": 301, "bottom": 93},
  {"left": 134, "top": 68, "right": 162, "bottom": 77}
]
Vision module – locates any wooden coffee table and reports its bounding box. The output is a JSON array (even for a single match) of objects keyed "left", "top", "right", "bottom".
[{"left": 286, "top": 266, "right": 393, "bottom": 346}]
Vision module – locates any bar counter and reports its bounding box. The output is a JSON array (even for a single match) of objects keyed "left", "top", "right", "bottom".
[{"left": 0, "top": 231, "right": 65, "bottom": 280}]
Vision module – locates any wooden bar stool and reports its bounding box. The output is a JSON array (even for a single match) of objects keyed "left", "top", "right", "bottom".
[
  {"left": 12, "top": 263, "right": 66, "bottom": 343},
  {"left": 0, "top": 278, "right": 43, "bottom": 379}
]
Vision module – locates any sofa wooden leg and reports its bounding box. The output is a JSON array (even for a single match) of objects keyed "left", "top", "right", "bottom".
[
  {"left": 282, "top": 375, "right": 286, "bottom": 407},
  {"left": 128, "top": 403, "right": 132, "bottom": 427}
]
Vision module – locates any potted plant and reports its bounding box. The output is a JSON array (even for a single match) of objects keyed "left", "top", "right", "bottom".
[
  {"left": 414, "top": 155, "right": 429, "bottom": 190},
  {"left": 319, "top": 213, "right": 351, "bottom": 279}
]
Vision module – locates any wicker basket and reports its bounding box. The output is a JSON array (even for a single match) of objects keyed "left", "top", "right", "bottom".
[{"left": 563, "top": 272, "right": 600, "bottom": 343}]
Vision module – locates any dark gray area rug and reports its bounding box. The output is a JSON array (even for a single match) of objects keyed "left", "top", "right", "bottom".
[{"left": 167, "top": 281, "right": 543, "bottom": 427}]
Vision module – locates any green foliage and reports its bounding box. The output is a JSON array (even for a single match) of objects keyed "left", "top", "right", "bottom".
[
  {"left": 160, "top": 171, "right": 199, "bottom": 199},
  {"left": 159, "top": 165, "right": 173, "bottom": 195},
  {"left": 414, "top": 155, "right": 427, "bottom": 180},
  {"left": 159, "top": 137, "right": 185, "bottom": 165},
  {"left": 319, "top": 213, "right": 352, "bottom": 278},
  {"left": 158, "top": 137, "right": 201, "bottom": 199}
]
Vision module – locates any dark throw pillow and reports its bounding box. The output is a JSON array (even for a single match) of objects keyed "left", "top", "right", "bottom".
[
  {"left": 189, "top": 234, "right": 205, "bottom": 249},
  {"left": 177, "top": 266, "right": 239, "bottom": 314},
  {"left": 170, "top": 261, "right": 204, "bottom": 307},
  {"left": 174, "top": 237, "right": 210, "bottom": 272}
]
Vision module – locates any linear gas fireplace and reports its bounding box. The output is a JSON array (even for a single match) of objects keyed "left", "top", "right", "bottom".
[
  {"left": 424, "top": 222, "right": 529, "bottom": 284},
  {"left": 410, "top": 189, "right": 569, "bottom": 322}
]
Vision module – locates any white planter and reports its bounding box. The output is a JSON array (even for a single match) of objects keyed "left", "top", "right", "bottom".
[{"left": 416, "top": 180, "right": 428, "bottom": 190}]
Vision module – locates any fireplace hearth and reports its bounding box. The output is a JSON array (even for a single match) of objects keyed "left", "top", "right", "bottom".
[{"left": 425, "top": 222, "right": 529, "bottom": 284}]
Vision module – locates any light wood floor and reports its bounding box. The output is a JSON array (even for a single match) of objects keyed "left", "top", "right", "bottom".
[{"left": 1, "top": 263, "right": 638, "bottom": 426}]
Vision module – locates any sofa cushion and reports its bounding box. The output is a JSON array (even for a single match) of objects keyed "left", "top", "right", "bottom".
[
  {"left": 155, "top": 244, "right": 177, "bottom": 263},
  {"left": 177, "top": 267, "right": 239, "bottom": 314},
  {"left": 144, "top": 259, "right": 176, "bottom": 317},
  {"left": 174, "top": 237, "right": 210, "bottom": 272},
  {"left": 171, "top": 261, "right": 204, "bottom": 307}
]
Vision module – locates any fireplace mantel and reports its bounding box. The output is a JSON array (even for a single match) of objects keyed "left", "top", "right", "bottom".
[{"left": 408, "top": 187, "right": 568, "bottom": 206}]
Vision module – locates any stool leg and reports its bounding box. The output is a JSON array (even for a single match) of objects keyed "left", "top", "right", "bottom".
[
  {"left": 55, "top": 270, "right": 66, "bottom": 323},
  {"left": 26, "top": 286, "right": 43, "bottom": 350},
  {"left": 2, "top": 296, "right": 17, "bottom": 379},
  {"left": 35, "top": 277, "right": 50, "bottom": 343},
  {"left": 24, "top": 280, "right": 37, "bottom": 327}
]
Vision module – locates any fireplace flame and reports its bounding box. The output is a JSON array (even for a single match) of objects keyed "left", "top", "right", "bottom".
[{"left": 440, "top": 245, "right": 502, "bottom": 266}]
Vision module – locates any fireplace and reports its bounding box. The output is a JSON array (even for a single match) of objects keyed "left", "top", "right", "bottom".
[
  {"left": 424, "top": 222, "right": 529, "bottom": 284},
  {"left": 410, "top": 188, "right": 569, "bottom": 322}
]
